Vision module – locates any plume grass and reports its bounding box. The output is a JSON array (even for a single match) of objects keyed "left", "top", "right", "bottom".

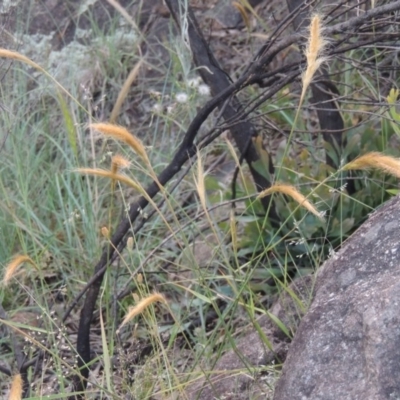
[
  {"left": 101, "top": 226, "right": 110, "bottom": 239},
  {"left": 300, "top": 14, "right": 327, "bottom": 105},
  {"left": 0, "top": 49, "right": 84, "bottom": 110},
  {"left": 90, "top": 123, "right": 150, "bottom": 166},
  {"left": 127, "top": 236, "right": 134, "bottom": 251},
  {"left": 111, "top": 154, "right": 131, "bottom": 173},
  {"left": 195, "top": 150, "right": 207, "bottom": 213},
  {"left": 8, "top": 374, "right": 22, "bottom": 400},
  {"left": 277, "top": 14, "right": 327, "bottom": 182},
  {"left": 76, "top": 168, "right": 142, "bottom": 192},
  {"left": 0, "top": 49, "right": 46, "bottom": 75},
  {"left": 110, "top": 60, "right": 143, "bottom": 123},
  {"left": 117, "top": 292, "right": 167, "bottom": 333},
  {"left": 111, "top": 154, "right": 131, "bottom": 191},
  {"left": 76, "top": 168, "right": 171, "bottom": 232},
  {"left": 258, "top": 183, "right": 323, "bottom": 219},
  {"left": 3, "top": 255, "right": 37, "bottom": 286},
  {"left": 343, "top": 152, "right": 400, "bottom": 178}
]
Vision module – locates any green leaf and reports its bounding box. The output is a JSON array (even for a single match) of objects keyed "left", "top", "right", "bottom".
[
  {"left": 339, "top": 217, "right": 355, "bottom": 235},
  {"left": 252, "top": 136, "right": 273, "bottom": 181},
  {"left": 387, "top": 88, "right": 400, "bottom": 120},
  {"left": 266, "top": 311, "right": 291, "bottom": 338},
  {"left": 58, "top": 93, "right": 78, "bottom": 158},
  {"left": 387, "top": 88, "right": 400, "bottom": 137}
]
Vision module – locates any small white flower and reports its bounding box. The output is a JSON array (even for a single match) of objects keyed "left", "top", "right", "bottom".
[
  {"left": 175, "top": 92, "right": 189, "bottom": 103},
  {"left": 152, "top": 103, "right": 163, "bottom": 113},
  {"left": 198, "top": 84, "right": 210, "bottom": 96}
]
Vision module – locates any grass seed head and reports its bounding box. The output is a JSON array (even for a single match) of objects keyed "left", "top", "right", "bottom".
[
  {"left": 343, "top": 152, "right": 400, "bottom": 179},
  {"left": 111, "top": 154, "right": 131, "bottom": 191},
  {"left": 258, "top": 183, "right": 323, "bottom": 220},
  {"left": 127, "top": 237, "right": 134, "bottom": 251},
  {"left": 0, "top": 49, "right": 44, "bottom": 73},
  {"left": 101, "top": 226, "right": 110, "bottom": 239},
  {"left": 3, "top": 255, "right": 37, "bottom": 286},
  {"left": 111, "top": 154, "right": 131, "bottom": 174},
  {"left": 110, "top": 60, "right": 143, "bottom": 123},
  {"left": 76, "top": 168, "right": 141, "bottom": 192},
  {"left": 300, "top": 14, "right": 327, "bottom": 104},
  {"left": 196, "top": 151, "right": 207, "bottom": 212},
  {"left": 9, "top": 373, "right": 23, "bottom": 400},
  {"left": 117, "top": 292, "right": 167, "bottom": 333},
  {"left": 90, "top": 123, "right": 150, "bottom": 166}
]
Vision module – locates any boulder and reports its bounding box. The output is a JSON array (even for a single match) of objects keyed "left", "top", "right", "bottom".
[{"left": 274, "top": 194, "right": 400, "bottom": 400}]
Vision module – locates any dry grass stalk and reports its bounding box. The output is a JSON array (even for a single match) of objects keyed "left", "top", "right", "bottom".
[
  {"left": 300, "top": 14, "right": 327, "bottom": 105},
  {"left": 8, "top": 374, "right": 22, "bottom": 400},
  {"left": 232, "top": 2, "right": 251, "bottom": 30},
  {"left": 230, "top": 209, "right": 238, "bottom": 254},
  {"left": 110, "top": 60, "right": 143, "bottom": 123},
  {"left": 196, "top": 150, "right": 207, "bottom": 212},
  {"left": 76, "top": 167, "right": 141, "bottom": 192},
  {"left": 0, "top": 49, "right": 76, "bottom": 104},
  {"left": 0, "top": 49, "right": 45, "bottom": 74},
  {"left": 90, "top": 123, "right": 150, "bottom": 166},
  {"left": 105, "top": 0, "right": 140, "bottom": 33},
  {"left": 117, "top": 292, "right": 167, "bottom": 333},
  {"left": 343, "top": 152, "right": 400, "bottom": 178},
  {"left": 258, "top": 183, "right": 323, "bottom": 219},
  {"left": 3, "top": 255, "right": 36, "bottom": 286}
]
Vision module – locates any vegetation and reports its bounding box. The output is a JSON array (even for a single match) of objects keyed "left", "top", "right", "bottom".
[{"left": 1, "top": 0, "right": 400, "bottom": 398}]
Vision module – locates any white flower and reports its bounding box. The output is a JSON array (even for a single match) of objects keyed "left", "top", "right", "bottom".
[
  {"left": 152, "top": 103, "right": 163, "bottom": 113},
  {"left": 175, "top": 92, "right": 189, "bottom": 103},
  {"left": 198, "top": 84, "right": 210, "bottom": 96}
]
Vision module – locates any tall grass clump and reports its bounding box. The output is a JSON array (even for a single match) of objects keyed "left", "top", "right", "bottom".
[{"left": 1, "top": 1, "right": 399, "bottom": 399}]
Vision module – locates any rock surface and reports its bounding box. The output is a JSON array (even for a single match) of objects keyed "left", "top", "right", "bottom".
[{"left": 274, "top": 194, "right": 400, "bottom": 400}]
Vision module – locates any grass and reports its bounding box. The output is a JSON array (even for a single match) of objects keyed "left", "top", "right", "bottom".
[{"left": 1, "top": 1, "right": 399, "bottom": 399}]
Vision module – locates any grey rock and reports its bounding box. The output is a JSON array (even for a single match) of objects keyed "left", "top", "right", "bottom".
[{"left": 274, "top": 194, "right": 400, "bottom": 400}]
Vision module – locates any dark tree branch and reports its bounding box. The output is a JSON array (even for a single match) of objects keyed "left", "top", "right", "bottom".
[
  {"left": 254, "top": 0, "right": 400, "bottom": 72},
  {"left": 0, "top": 363, "right": 11, "bottom": 376},
  {"left": 165, "top": 0, "right": 278, "bottom": 218}
]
